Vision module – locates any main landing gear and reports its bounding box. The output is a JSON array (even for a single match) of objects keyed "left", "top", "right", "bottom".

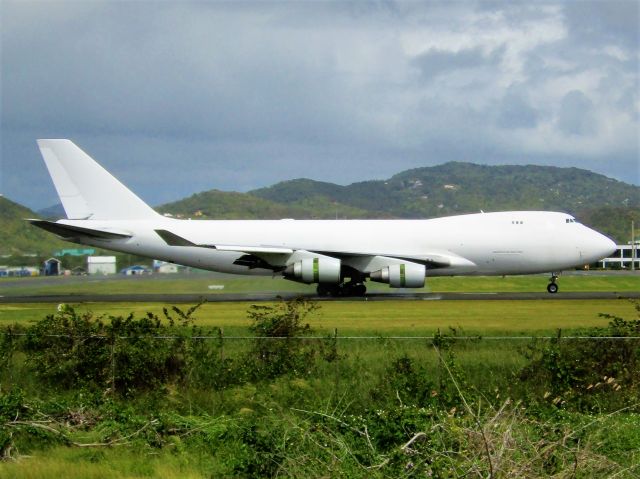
[
  {"left": 317, "top": 282, "right": 367, "bottom": 297},
  {"left": 547, "top": 273, "right": 559, "bottom": 294}
]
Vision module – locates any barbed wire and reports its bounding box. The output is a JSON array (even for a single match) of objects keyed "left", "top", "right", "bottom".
[{"left": 1, "top": 332, "right": 640, "bottom": 340}]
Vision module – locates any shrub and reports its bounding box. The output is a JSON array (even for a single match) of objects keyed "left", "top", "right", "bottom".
[
  {"left": 520, "top": 300, "right": 640, "bottom": 410},
  {"left": 22, "top": 303, "right": 205, "bottom": 396},
  {"left": 247, "top": 297, "right": 320, "bottom": 379}
]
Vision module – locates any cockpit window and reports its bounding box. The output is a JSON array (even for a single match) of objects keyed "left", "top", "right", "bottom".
[{"left": 565, "top": 218, "right": 576, "bottom": 223}]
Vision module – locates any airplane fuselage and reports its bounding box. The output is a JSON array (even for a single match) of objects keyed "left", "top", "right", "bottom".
[
  {"left": 58, "top": 210, "right": 614, "bottom": 278},
  {"left": 32, "top": 139, "right": 617, "bottom": 295}
]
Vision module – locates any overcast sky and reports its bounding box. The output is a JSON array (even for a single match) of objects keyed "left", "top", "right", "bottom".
[{"left": 1, "top": 0, "right": 638, "bottom": 210}]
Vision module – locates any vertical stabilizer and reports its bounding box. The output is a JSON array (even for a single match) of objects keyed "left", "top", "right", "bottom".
[{"left": 37, "top": 139, "right": 159, "bottom": 220}]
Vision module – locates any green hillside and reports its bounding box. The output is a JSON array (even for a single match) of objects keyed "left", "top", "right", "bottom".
[
  {"left": 0, "top": 196, "right": 65, "bottom": 257},
  {"left": 252, "top": 162, "right": 638, "bottom": 216},
  {"left": 157, "top": 189, "right": 375, "bottom": 220},
  {"left": 248, "top": 162, "right": 639, "bottom": 242},
  {"left": 5, "top": 163, "right": 640, "bottom": 251}
]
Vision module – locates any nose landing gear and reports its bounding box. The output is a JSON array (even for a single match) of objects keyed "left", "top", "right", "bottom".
[{"left": 547, "top": 273, "right": 559, "bottom": 294}]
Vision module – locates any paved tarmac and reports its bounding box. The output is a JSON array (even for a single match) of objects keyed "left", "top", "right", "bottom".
[{"left": 1, "top": 291, "right": 639, "bottom": 303}]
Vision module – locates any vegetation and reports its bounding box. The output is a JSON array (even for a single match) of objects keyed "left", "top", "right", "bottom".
[
  {"left": 0, "top": 196, "right": 65, "bottom": 257},
  {"left": 2, "top": 271, "right": 639, "bottom": 298},
  {"left": 249, "top": 162, "right": 640, "bottom": 241},
  {"left": 2, "top": 298, "right": 638, "bottom": 334},
  {"left": 3, "top": 162, "right": 639, "bottom": 258},
  {"left": 1, "top": 299, "right": 639, "bottom": 477},
  {"left": 158, "top": 162, "right": 640, "bottom": 241}
]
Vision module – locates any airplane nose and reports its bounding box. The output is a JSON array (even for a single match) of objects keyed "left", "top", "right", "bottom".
[{"left": 586, "top": 230, "right": 617, "bottom": 261}]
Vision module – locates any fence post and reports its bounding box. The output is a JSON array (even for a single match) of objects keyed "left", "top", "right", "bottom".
[
  {"left": 219, "top": 327, "right": 224, "bottom": 406},
  {"left": 333, "top": 328, "right": 339, "bottom": 391},
  {"left": 111, "top": 336, "right": 116, "bottom": 397},
  {"left": 219, "top": 327, "right": 224, "bottom": 362},
  {"left": 4, "top": 327, "right": 14, "bottom": 387}
]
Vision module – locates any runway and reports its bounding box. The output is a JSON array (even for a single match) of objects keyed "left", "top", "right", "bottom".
[{"left": 1, "top": 291, "right": 639, "bottom": 303}]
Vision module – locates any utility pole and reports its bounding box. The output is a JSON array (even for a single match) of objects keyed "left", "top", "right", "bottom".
[{"left": 633, "top": 220, "right": 636, "bottom": 272}]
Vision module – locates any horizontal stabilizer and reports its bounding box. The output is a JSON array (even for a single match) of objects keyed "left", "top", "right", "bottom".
[
  {"left": 29, "top": 219, "right": 132, "bottom": 240},
  {"left": 155, "top": 229, "right": 198, "bottom": 247}
]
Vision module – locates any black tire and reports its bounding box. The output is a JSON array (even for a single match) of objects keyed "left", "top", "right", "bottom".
[
  {"left": 547, "top": 283, "right": 558, "bottom": 294},
  {"left": 352, "top": 284, "right": 367, "bottom": 296},
  {"left": 327, "top": 284, "right": 342, "bottom": 297},
  {"left": 316, "top": 284, "right": 330, "bottom": 296}
]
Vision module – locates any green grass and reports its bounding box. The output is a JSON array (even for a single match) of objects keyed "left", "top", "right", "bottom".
[
  {"left": 1, "top": 298, "right": 639, "bottom": 478},
  {"left": 1, "top": 272, "right": 638, "bottom": 296},
  {"left": 0, "top": 448, "right": 210, "bottom": 479},
  {"left": 0, "top": 299, "right": 635, "bottom": 335}
]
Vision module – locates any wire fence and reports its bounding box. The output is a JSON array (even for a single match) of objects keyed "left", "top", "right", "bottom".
[{"left": 2, "top": 332, "right": 640, "bottom": 340}]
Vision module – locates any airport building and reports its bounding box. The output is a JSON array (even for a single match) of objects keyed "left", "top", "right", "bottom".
[
  {"left": 599, "top": 242, "right": 639, "bottom": 269},
  {"left": 87, "top": 256, "right": 116, "bottom": 275},
  {"left": 153, "top": 260, "right": 180, "bottom": 274}
]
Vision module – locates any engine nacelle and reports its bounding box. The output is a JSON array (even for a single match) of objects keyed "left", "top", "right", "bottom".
[
  {"left": 284, "top": 257, "right": 341, "bottom": 284},
  {"left": 370, "top": 262, "right": 425, "bottom": 288}
]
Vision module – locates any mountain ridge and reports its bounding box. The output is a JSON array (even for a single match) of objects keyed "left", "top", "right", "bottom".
[{"left": 18, "top": 162, "right": 639, "bottom": 251}]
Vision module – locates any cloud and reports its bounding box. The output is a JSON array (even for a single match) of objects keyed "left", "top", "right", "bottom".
[
  {"left": 558, "top": 90, "right": 596, "bottom": 136},
  {"left": 413, "top": 47, "right": 503, "bottom": 80},
  {"left": 1, "top": 0, "right": 637, "bottom": 210},
  {"left": 497, "top": 87, "right": 539, "bottom": 129}
]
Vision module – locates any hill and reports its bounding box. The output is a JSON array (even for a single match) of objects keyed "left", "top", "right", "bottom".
[
  {"left": 246, "top": 163, "right": 639, "bottom": 242},
  {"left": 157, "top": 188, "right": 377, "bottom": 220},
  {"left": 0, "top": 196, "right": 65, "bottom": 257},
  {"left": 8, "top": 163, "right": 640, "bottom": 247},
  {"left": 156, "top": 163, "right": 640, "bottom": 242},
  {"left": 251, "top": 162, "right": 639, "bottom": 218}
]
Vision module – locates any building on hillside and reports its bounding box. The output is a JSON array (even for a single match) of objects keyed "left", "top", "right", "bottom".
[
  {"left": 87, "top": 256, "right": 116, "bottom": 275},
  {"left": 43, "top": 258, "right": 62, "bottom": 276}
]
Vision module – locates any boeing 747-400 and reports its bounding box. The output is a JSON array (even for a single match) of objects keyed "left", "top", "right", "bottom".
[{"left": 30, "top": 140, "right": 616, "bottom": 296}]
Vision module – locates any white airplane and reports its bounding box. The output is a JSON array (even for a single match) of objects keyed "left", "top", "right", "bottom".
[{"left": 30, "top": 140, "right": 616, "bottom": 296}]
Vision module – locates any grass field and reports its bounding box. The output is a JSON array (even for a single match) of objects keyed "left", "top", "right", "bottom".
[
  {"left": 1, "top": 296, "right": 639, "bottom": 477},
  {"left": 1, "top": 271, "right": 639, "bottom": 296},
  {"left": 0, "top": 298, "right": 636, "bottom": 335}
]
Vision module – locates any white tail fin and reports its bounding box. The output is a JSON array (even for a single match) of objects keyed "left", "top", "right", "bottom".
[{"left": 37, "top": 139, "right": 159, "bottom": 220}]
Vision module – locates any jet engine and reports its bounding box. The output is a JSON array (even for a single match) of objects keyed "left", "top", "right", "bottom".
[
  {"left": 370, "top": 262, "right": 425, "bottom": 288},
  {"left": 284, "top": 257, "right": 341, "bottom": 284}
]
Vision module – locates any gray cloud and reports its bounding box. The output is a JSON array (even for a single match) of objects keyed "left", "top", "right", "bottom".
[
  {"left": 558, "top": 90, "right": 596, "bottom": 136},
  {"left": 497, "top": 87, "right": 539, "bottom": 129},
  {"left": 413, "top": 47, "right": 503, "bottom": 80},
  {"left": 1, "top": 0, "right": 638, "bottom": 210}
]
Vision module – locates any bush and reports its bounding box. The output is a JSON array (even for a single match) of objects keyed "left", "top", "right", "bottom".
[
  {"left": 22, "top": 303, "right": 205, "bottom": 396},
  {"left": 247, "top": 297, "right": 320, "bottom": 380},
  {"left": 520, "top": 300, "right": 640, "bottom": 410}
]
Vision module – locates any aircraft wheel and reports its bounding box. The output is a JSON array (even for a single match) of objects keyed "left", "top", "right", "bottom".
[
  {"left": 327, "top": 284, "right": 342, "bottom": 297},
  {"left": 316, "top": 284, "right": 330, "bottom": 296},
  {"left": 352, "top": 284, "right": 367, "bottom": 296},
  {"left": 547, "top": 282, "right": 558, "bottom": 294}
]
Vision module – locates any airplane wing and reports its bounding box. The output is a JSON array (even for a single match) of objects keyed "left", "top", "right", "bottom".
[
  {"left": 154, "top": 229, "right": 472, "bottom": 271},
  {"left": 29, "top": 219, "right": 132, "bottom": 240},
  {"left": 154, "top": 229, "right": 293, "bottom": 254}
]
